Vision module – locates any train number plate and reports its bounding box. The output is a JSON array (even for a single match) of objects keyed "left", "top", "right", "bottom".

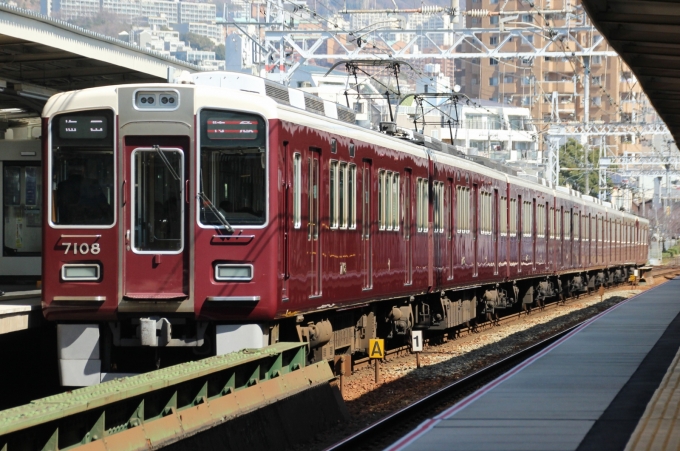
[{"left": 63, "top": 242, "right": 101, "bottom": 255}]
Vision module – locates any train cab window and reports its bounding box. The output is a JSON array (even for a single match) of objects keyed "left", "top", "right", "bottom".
[
  {"left": 50, "top": 110, "right": 115, "bottom": 227},
  {"left": 509, "top": 198, "right": 517, "bottom": 237},
  {"left": 500, "top": 196, "right": 508, "bottom": 236},
  {"left": 199, "top": 110, "right": 267, "bottom": 227},
  {"left": 293, "top": 153, "right": 301, "bottom": 228},
  {"left": 4, "top": 164, "right": 41, "bottom": 256}
]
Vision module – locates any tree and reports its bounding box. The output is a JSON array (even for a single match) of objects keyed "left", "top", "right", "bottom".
[
  {"left": 214, "top": 44, "right": 225, "bottom": 60},
  {"left": 182, "top": 33, "right": 214, "bottom": 51},
  {"left": 558, "top": 138, "right": 609, "bottom": 197}
]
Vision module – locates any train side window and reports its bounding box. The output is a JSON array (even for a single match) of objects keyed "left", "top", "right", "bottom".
[
  {"left": 480, "top": 192, "right": 492, "bottom": 235},
  {"left": 349, "top": 164, "right": 357, "bottom": 229},
  {"left": 437, "top": 182, "right": 445, "bottom": 233},
  {"left": 500, "top": 196, "right": 508, "bottom": 236},
  {"left": 330, "top": 160, "right": 339, "bottom": 229},
  {"left": 293, "top": 153, "right": 301, "bottom": 228},
  {"left": 433, "top": 181, "right": 444, "bottom": 233},
  {"left": 509, "top": 198, "right": 517, "bottom": 237},
  {"left": 339, "top": 162, "right": 348, "bottom": 229},
  {"left": 535, "top": 203, "right": 545, "bottom": 238}
]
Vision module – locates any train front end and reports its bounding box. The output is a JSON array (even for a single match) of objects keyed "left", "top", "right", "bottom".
[{"left": 43, "top": 84, "right": 280, "bottom": 386}]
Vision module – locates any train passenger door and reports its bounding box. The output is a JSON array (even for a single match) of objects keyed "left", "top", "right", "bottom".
[
  {"left": 473, "top": 183, "right": 478, "bottom": 277},
  {"left": 308, "top": 149, "right": 321, "bottom": 297},
  {"left": 404, "top": 170, "right": 412, "bottom": 285},
  {"left": 123, "top": 139, "right": 188, "bottom": 299},
  {"left": 362, "top": 159, "right": 373, "bottom": 289},
  {"left": 494, "top": 189, "right": 499, "bottom": 275}
]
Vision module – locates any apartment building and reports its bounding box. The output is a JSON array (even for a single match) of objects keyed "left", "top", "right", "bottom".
[{"left": 458, "top": 0, "right": 652, "bottom": 154}]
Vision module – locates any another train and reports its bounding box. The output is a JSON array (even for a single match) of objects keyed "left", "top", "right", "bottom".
[{"left": 42, "top": 72, "right": 649, "bottom": 386}]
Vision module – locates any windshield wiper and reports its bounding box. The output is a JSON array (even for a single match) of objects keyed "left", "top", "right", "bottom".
[
  {"left": 153, "top": 145, "right": 181, "bottom": 181},
  {"left": 198, "top": 191, "right": 234, "bottom": 233}
]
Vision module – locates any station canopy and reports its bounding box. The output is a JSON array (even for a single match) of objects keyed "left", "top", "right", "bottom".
[
  {"left": 582, "top": 0, "right": 680, "bottom": 144},
  {"left": 0, "top": 3, "right": 201, "bottom": 125}
]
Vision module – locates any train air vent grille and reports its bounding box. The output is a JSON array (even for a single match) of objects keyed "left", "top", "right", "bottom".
[
  {"left": 304, "top": 95, "right": 325, "bottom": 115},
  {"left": 265, "top": 84, "right": 290, "bottom": 105},
  {"left": 337, "top": 108, "right": 356, "bottom": 124}
]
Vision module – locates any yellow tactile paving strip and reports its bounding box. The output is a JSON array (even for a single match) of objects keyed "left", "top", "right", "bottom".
[{"left": 625, "top": 347, "right": 680, "bottom": 451}]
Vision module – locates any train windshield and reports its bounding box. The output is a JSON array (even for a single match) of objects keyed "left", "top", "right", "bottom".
[
  {"left": 50, "top": 111, "right": 115, "bottom": 226},
  {"left": 199, "top": 110, "right": 267, "bottom": 227}
]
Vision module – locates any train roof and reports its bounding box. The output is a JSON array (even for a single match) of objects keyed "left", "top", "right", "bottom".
[{"left": 42, "top": 75, "right": 647, "bottom": 226}]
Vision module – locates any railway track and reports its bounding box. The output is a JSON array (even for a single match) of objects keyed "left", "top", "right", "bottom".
[{"left": 351, "top": 265, "right": 680, "bottom": 372}]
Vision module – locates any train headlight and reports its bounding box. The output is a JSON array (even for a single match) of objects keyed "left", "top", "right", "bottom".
[
  {"left": 61, "top": 264, "right": 100, "bottom": 281},
  {"left": 215, "top": 264, "right": 253, "bottom": 281}
]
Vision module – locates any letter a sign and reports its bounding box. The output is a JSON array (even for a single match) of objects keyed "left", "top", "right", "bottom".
[{"left": 368, "top": 339, "right": 385, "bottom": 359}]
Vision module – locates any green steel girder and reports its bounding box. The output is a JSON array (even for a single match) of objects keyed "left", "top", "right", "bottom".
[{"left": 0, "top": 342, "right": 331, "bottom": 451}]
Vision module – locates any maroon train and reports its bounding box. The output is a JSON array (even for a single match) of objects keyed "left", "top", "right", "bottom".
[{"left": 42, "top": 73, "right": 649, "bottom": 385}]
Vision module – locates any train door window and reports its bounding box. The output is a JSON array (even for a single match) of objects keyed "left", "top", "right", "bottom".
[
  {"left": 378, "top": 170, "right": 385, "bottom": 230},
  {"left": 293, "top": 153, "right": 301, "bottom": 229},
  {"left": 417, "top": 178, "right": 428, "bottom": 233},
  {"left": 131, "top": 148, "right": 183, "bottom": 253},
  {"left": 522, "top": 201, "right": 532, "bottom": 237},
  {"left": 392, "top": 173, "right": 400, "bottom": 230},
  {"left": 330, "top": 160, "right": 338, "bottom": 229},
  {"left": 549, "top": 208, "right": 554, "bottom": 239},
  {"left": 564, "top": 210, "right": 570, "bottom": 239},
  {"left": 573, "top": 212, "right": 579, "bottom": 240},
  {"left": 447, "top": 181, "right": 453, "bottom": 240},
  {"left": 385, "top": 172, "right": 393, "bottom": 230},
  {"left": 556, "top": 207, "right": 562, "bottom": 239},
  {"left": 4, "top": 164, "right": 42, "bottom": 256},
  {"left": 349, "top": 164, "right": 357, "bottom": 229},
  {"left": 456, "top": 186, "right": 470, "bottom": 233},
  {"left": 433, "top": 181, "right": 445, "bottom": 233},
  {"left": 500, "top": 196, "right": 508, "bottom": 236},
  {"left": 509, "top": 198, "right": 517, "bottom": 237}
]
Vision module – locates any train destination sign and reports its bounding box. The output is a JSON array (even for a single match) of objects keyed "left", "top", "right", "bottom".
[
  {"left": 59, "top": 116, "right": 108, "bottom": 139},
  {"left": 207, "top": 119, "right": 259, "bottom": 140}
]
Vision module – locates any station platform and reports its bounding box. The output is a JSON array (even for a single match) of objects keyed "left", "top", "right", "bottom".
[
  {"left": 0, "top": 290, "right": 42, "bottom": 334},
  {"left": 388, "top": 279, "right": 680, "bottom": 451}
]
